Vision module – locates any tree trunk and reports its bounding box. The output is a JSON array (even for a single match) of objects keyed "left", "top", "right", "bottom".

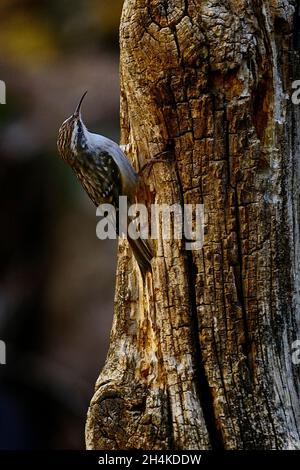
[{"left": 86, "top": 0, "right": 300, "bottom": 450}]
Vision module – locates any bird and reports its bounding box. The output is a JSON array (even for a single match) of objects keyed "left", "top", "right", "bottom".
[{"left": 57, "top": 91, "right": 152, "bottom": 277}]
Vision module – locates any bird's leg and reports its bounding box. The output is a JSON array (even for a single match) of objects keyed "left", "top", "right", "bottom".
[{"left": 138, "top": 151, "right": 172, "bottom": 177}]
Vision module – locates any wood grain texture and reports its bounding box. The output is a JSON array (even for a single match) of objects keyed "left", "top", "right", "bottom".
[{"left": 86, "top": 0, "right": 300, "bottom": 449}]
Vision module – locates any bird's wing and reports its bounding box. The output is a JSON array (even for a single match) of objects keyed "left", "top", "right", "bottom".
[
  {"left": 89, "top": 133, "right": 138, "bottom": 196},
  {"left": 93, "top": 150, "right": 122, "bottom": 207}
]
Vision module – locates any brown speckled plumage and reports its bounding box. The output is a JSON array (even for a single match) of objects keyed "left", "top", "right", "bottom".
[{"left": 57, "top": 92, "right": 152, "bottom": 276}]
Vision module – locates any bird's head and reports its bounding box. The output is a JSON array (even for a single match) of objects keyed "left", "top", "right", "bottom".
[{"left": 57, "top": 90, "right": 88, "bottom": 165}]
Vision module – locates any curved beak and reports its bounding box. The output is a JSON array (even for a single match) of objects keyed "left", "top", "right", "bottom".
[{"left": 74, "top": 90, "right": 88, "bottom": 116}]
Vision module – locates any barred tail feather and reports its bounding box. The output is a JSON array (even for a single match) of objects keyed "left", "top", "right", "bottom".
[
  {"left": 127, "top": 236, "right": 152, "bottom": 278},
  {"left": 113, "top": 208, "right": 152, "bottom": 277}
]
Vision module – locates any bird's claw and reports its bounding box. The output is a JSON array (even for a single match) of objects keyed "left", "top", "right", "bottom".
[{"left": 138, "top": 151, "right": 172, "bottom": 177}]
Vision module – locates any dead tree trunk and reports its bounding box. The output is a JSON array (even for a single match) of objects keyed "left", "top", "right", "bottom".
[{"left": 86, "top": 0, "right": 300, "bottom": 449}]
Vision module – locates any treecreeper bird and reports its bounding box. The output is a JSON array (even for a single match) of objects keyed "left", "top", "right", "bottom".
[{"left": 57, "top": 91, "right": 152, "bottom": 277}]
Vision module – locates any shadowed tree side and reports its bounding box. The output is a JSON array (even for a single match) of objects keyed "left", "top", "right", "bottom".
[{"left": 86, "top": 0, "right": 300, "bottom": 449}]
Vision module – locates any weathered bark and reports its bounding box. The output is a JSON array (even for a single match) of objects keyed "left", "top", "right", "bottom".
[{"left": 86, "top": 0, "right": 300, "bottom": 449}]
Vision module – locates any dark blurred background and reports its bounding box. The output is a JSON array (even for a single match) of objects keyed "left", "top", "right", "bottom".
[{"left": 0, "top": 0, "right": 123, "bottom": 449}]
